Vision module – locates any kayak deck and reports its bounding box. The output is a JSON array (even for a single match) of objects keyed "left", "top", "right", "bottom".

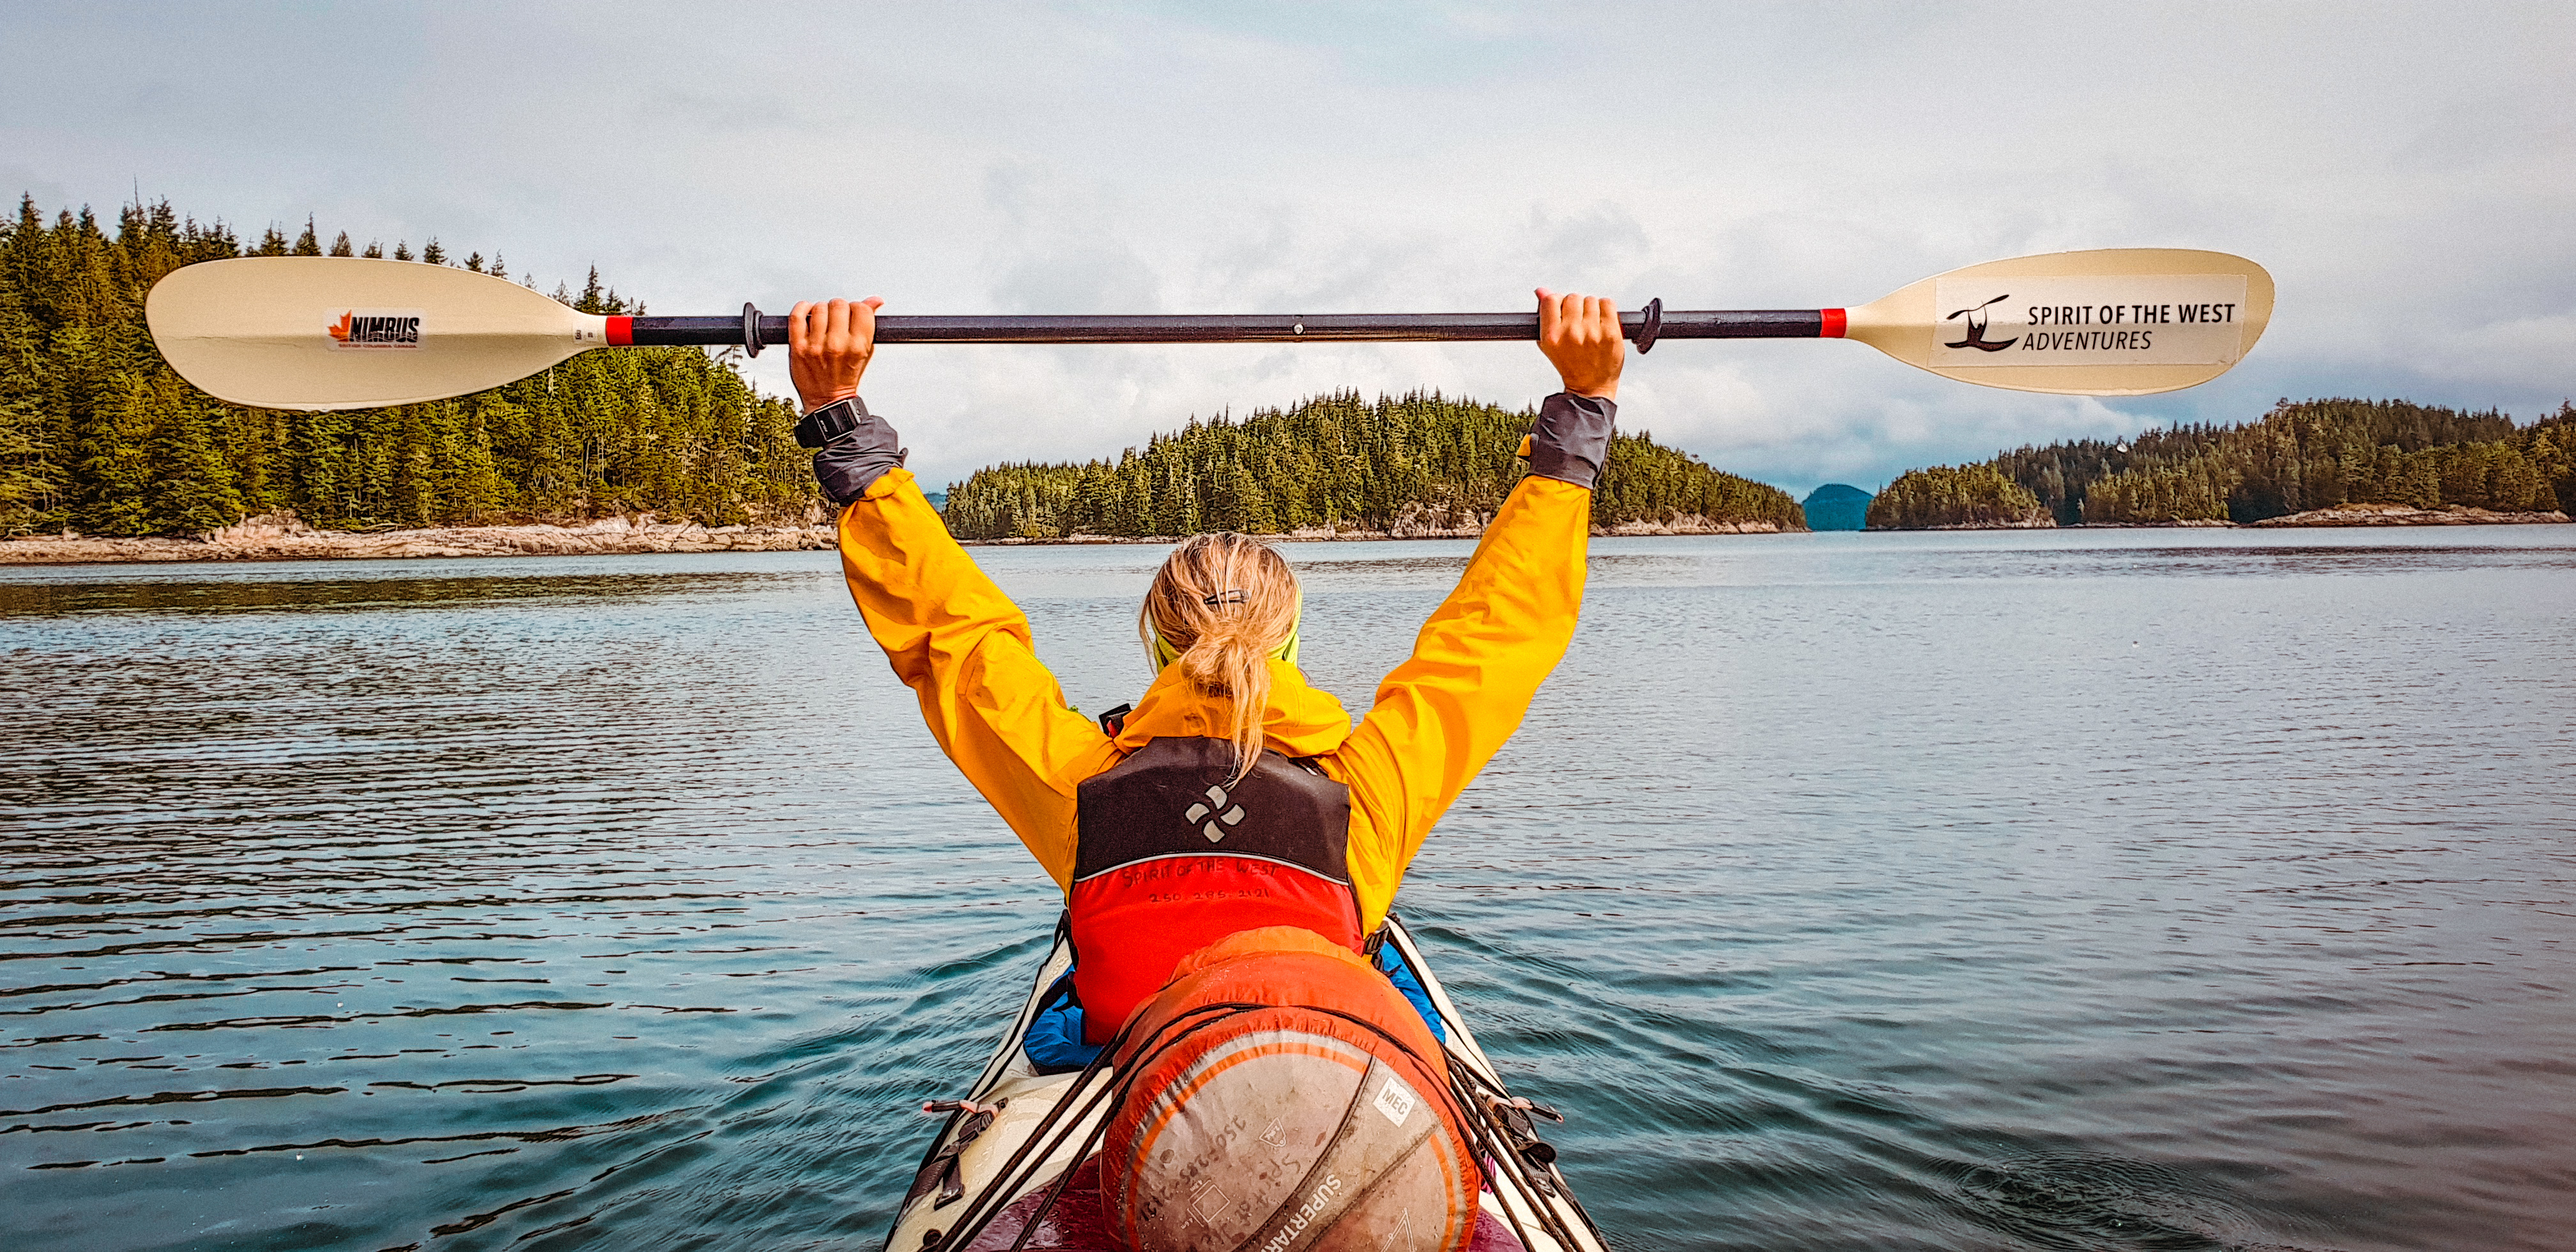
[{"left": 884, "top": 916, "right": 1604, "bottom": 1252}]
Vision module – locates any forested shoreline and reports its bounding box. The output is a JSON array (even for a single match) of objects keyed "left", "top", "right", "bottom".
[
  {"left": 941, "top": 390, "right": 1805, "bottom": 540},
  {"left": 1868, "top": 399, "right": 2575, "bottom": 529},
  {"left": 0, "top": 196, "right": 815, "bottom": 538}
]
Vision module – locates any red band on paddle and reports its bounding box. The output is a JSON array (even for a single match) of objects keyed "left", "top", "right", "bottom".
[
  {"left": 606, "top": 316, "right": 633, "bottom": 346},
  {"left": 1820, "top": 308, "right": 1847, "bottom": 339}
]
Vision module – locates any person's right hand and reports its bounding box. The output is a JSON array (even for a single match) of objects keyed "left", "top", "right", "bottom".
[
  {"left": 788, "top": 297, "right": 883, "bottom": 411},
  {"left": 1535, "top": 289, "right": 1623, "bottom": 401}
]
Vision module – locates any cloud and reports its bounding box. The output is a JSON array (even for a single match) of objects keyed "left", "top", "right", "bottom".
[
  {"left": 2415, "top": 313, "right": 2576, "bottom": 395},
  {"left": 3, "top": 1, "right": 2569, "bottom": 496}
]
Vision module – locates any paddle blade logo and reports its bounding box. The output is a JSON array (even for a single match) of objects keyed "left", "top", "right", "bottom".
[
  {"left": 1931, "top": 277, "right": 2248, "bottom": 369},
  {"left": 1943, "top": 294, "right": 2018, "bottom": 351},
  {"left": 326, "top": 309, "right": 424, "bottom": 350}
]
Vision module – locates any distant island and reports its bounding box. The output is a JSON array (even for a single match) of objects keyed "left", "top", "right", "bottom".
[
  {"left": 1867, "top": 399, "right": 2575, "bottom": 529},
  {"left": 1800, "top": 484, "right": 1872, "bottom": 531},
  {"left": 937, "top": 391, "right": 1805, "bottom": 541}
]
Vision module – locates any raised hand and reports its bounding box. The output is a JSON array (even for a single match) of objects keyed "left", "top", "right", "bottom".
[
  {"left": 1535, "top": 289, "right": 1623, "bottom": 401},
  {"left": 788, "top": 297, "right": 884, "bottom": 411}
]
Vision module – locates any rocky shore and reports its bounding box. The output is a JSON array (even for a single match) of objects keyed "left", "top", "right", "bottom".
[
  {"left": 1910, "top": 516, "right": 2059, "bottom": 531},
  {"left": 972, "top": 514, "right": 1788, "bottom": 544},
  {"left": 18, "top": 500, "right": 2556, "bottom": 563},
  {"left": 2050, "top": 505, "right": 2568, "bottom": 530},
  {"left": 2245, "top": 503, "right": 2572, "bottom": 528},
  {"left": 0, "top": 512, "right": 837, "bottom": 565},
  {"left": 1602, "top": 515, "right": 1788, "bottom": 536},
  {"left": 3, "top": 508, "right": 1798, "bottom": 564}
]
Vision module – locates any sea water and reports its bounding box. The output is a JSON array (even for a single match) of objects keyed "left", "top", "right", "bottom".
[{"left": 1, "top": 528, "right": 2570, "bottom": 1251}]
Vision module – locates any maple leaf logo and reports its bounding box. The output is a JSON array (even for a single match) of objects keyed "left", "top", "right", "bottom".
[{"left": 327, "top": 311, "right": 353, "bottom": 343}]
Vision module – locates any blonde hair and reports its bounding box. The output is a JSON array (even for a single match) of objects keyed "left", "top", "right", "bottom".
[{"left": 1140, "top": 533, "right": 1301, "bottom": 780}]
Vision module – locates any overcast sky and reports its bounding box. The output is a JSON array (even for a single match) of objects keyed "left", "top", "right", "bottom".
[{"left": 5, "top": 2, "right": 2570, "bottom": 496}]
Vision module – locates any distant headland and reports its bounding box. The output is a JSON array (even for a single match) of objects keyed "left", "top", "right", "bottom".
[{"left": 1866, "top": 399, "right": 2574, "bottom": 529}]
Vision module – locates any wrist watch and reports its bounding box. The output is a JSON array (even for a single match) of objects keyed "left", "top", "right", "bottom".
[{"left": 795, "top": 397, "right": 870, "bottom": 449}]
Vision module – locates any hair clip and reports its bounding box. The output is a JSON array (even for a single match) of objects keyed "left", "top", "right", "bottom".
[{"left": 1202, "top": 590, "right": 1249, "bottom": 607}]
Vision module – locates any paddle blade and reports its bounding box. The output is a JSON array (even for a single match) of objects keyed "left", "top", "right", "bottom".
[
  {"left": 146, "top": 257, "right": 613, "bottom": 411},
  {"left": 1844, "top": 248, "right": 2273, "bottom": 395}
]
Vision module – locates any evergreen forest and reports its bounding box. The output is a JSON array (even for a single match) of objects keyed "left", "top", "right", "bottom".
[
  {"left": 939, "top": 390, "right": 1806, "bottom": 540},
  {"left": 1867, "top": 398, "right": 2576, "bottom": 529},
  {"left": 0, "top": 196, "right": 814, "bottom": 537}
]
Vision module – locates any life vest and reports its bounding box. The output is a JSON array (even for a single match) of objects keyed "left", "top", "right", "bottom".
[{"left": 1069, "top": 737, "right": 1363, "bottom": 1045}]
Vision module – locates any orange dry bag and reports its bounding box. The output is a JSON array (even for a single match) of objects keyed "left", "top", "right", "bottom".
[{"left": 1099, "top": 927, "right": 1476, "bottom": 1252}]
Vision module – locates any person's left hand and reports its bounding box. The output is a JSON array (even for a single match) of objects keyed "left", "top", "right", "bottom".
[{"left": 789, "top": 297, "right": 884, "bottom": 411}]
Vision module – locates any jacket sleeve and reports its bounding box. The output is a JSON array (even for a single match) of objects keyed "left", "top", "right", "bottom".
[
  {"left": 1330, "top": 470, "right": 1591, "bottom": 927},
  {"left": 833, "top": 467, "right": 1116, "bottom": 891}
]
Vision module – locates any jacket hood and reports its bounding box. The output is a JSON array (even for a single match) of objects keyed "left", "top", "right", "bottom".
[{"left": 1113, "top": 659, "right": 1353, "bottom": 758}]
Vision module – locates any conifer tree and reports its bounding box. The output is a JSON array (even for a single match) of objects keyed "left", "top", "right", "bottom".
[{"left": 145, "top": 379, "right": 242, "bottom": 533}]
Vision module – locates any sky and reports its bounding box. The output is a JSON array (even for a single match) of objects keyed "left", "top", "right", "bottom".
[{"left": 4, "top": 1, "right": 2570, "bottom": 497}]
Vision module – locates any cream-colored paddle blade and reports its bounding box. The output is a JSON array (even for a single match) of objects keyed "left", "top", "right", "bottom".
[
  {"left": 1844, "top": 248, "right": 2273, "bottom": 396},
  {"left": 146, "top": 257, "right": 615, "bottom": 411}
]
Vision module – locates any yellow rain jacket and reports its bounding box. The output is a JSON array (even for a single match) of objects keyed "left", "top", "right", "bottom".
[{"left": 834, "top": 467, "right": 1590, "bottom": 935}]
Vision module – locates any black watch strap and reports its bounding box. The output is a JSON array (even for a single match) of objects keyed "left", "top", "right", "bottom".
[{"left": 794, "top": 397, "right": 870, "bottom": 449}]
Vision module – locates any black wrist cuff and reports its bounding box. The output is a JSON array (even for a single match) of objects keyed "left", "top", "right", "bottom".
[
  {"left": 795, "top": 397, "right": 870, "bottom": 449},
  {"left": 809, "top": 399, "right": 907, "bottom": 506},
  {"left": 1521, "top": 392, "right": 1618, "bottom": 489}
]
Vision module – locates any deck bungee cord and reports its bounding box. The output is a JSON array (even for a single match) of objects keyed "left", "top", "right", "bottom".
[{"left": 1386, "top": 920, "right": 1604, "bottom": 1252}]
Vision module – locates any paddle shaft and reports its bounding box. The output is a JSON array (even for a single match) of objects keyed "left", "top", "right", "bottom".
[{"left": 609, "top": 305, "right": 1845, "bottom": 353}]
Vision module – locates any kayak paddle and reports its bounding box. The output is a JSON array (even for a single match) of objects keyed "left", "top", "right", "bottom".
[{"left": 145, "top": 248, "right": 2272, "bottom": 411}]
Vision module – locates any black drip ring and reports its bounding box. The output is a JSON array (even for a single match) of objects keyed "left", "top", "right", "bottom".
[
  {"left": 1634, "top": 298, "right": 1663, "bottom": 355},
  {"left": 742, "top": 303, "right": 765, "bottom": 357}
]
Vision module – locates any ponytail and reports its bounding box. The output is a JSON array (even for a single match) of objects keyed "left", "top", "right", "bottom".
[{"left": 1139, "top": 533, "right": 1301, "bottom": 782}]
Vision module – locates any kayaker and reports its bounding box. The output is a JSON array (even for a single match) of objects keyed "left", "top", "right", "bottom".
[{"left": 796, "top": 289, "right": 1620, "bottom": 1250}]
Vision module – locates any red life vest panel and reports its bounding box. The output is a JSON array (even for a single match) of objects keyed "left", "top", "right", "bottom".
[{"left": 1070, "top": 737, "right": 1361, "bottom": 1044}]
